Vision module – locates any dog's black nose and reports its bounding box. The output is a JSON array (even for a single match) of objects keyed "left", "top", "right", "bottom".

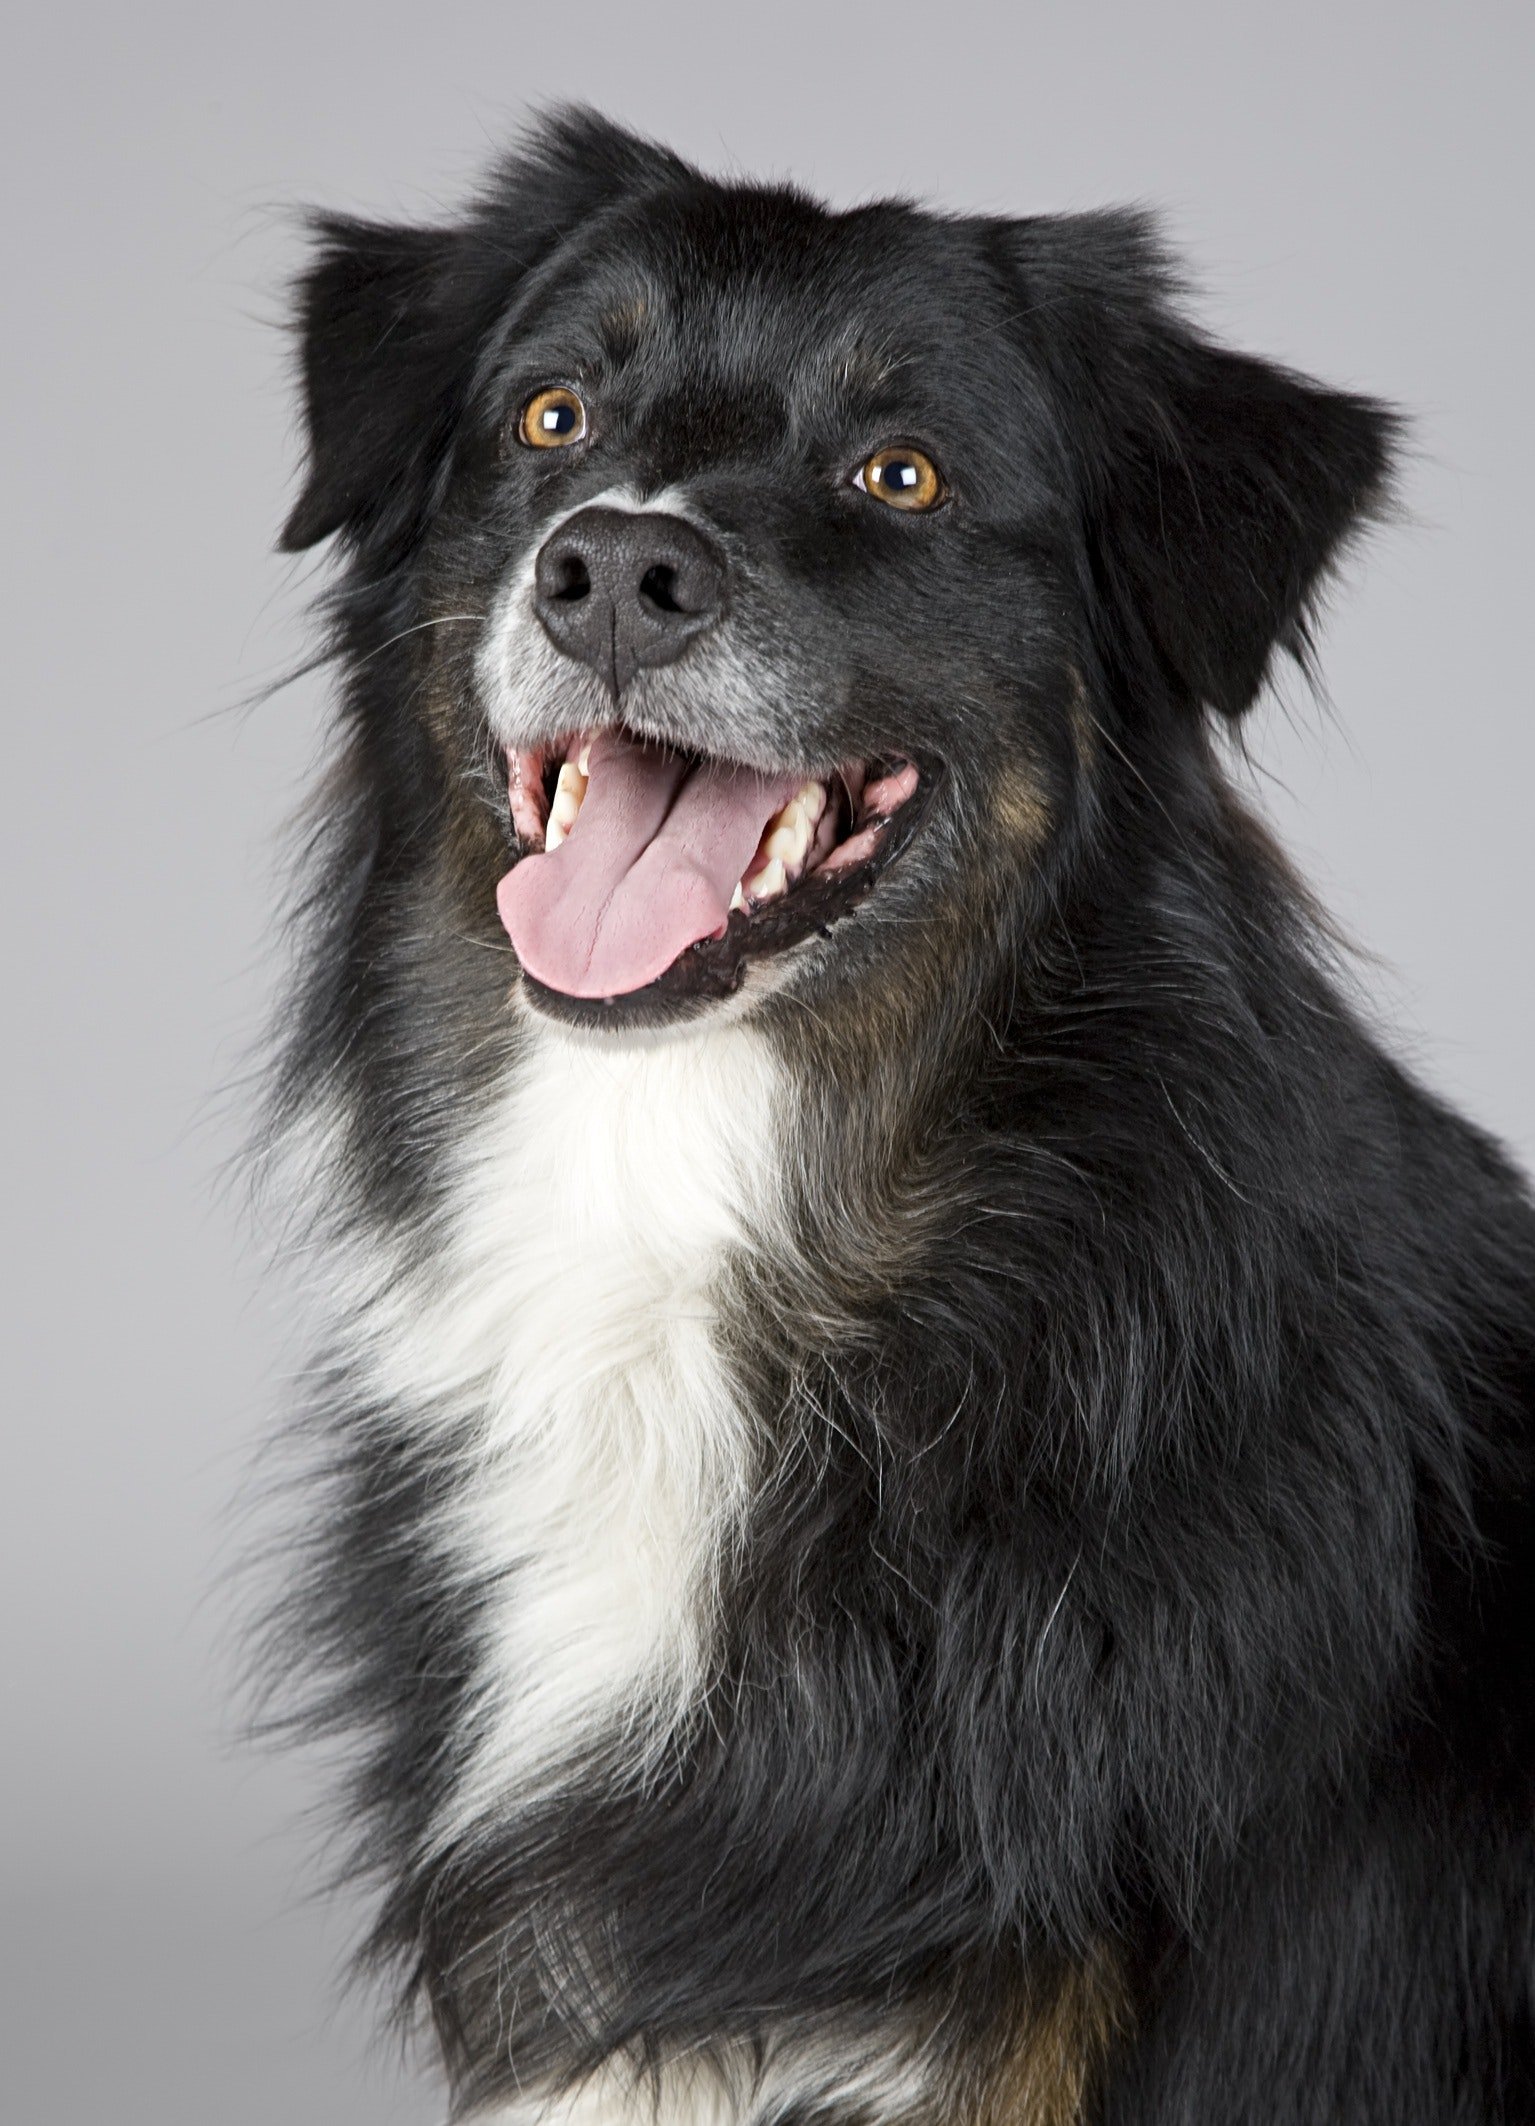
[{"left": 533, "top": 506, "right": 726, "bottom": 698}]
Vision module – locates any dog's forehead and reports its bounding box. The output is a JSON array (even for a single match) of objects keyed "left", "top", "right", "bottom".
[{"left": 562, "top": 188, "right": 997, "bottom": 406}]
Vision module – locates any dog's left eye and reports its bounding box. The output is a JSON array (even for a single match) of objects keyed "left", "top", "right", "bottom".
[
  {"left": 853, "top": 445, "right": 946, "bottom": 512},
  {"left": 517, "top": 387, "right": 588, "bottom": 449}
]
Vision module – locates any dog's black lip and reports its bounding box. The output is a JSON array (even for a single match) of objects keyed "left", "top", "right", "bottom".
[{"left": 516, "top": 755, "right": 945, "bottom": 1033}]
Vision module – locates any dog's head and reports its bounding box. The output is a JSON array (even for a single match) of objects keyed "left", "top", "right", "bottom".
[{"left": 283, "top": 110, "right": 1395, "bottom": 1040}]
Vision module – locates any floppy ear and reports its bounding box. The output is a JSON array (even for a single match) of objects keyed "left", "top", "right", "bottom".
[
  {"left": 994, "top": 212, "right": 1400, "bottom": 719},
  {"left": 279, "top": 215, "right": 462, "bottom": 553},
  {"left": 280, "top": 106, "right": 689, "bottom": 556}
]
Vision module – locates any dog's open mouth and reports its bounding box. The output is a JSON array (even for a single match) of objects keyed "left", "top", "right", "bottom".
[{"left": 496, "top": 727, "right": 935, "bottom": 1016}]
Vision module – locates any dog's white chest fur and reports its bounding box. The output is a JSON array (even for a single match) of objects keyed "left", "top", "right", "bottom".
[{"left": 355, "top": 1020, "right": 783, "bottom": 1842}]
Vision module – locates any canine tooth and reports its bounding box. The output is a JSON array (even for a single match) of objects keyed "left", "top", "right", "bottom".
[
  {"left": 744, "top": 856, "right": 787, "bottom": 904},
  {"left": 545, "top": 814, "right": 567, "bottom": 853},
  {"left": 798, "top": 781, "right": 827, "bottom": 824},
  {"left": 729, "top": 881, "right": 746, "bottom": 912},
  {"left": 577, "top": 740, "right": 592, "bottom": 776},
  {"left": 549, "top": 762, "right": 588, "bottom": 833}
]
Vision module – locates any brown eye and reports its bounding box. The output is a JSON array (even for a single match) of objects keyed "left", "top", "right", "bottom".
[
  {"left": 855, "top": 444, "right": 944, "bottom": 512},
  {"left": 517, "top": 386, "right": 588, "bottom": 449}
]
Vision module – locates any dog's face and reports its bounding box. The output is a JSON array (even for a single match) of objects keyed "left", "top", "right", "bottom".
[
  {"left": 447, "top": 178, "right": 1079, "bottom": 1033},
  {"left": 283, "top": 113, "right": 1392, "bottom": 1040}
]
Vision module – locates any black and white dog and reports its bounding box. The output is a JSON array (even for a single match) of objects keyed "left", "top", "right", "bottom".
[{"left": 265, "top": 109, "right": 1535, "bottom": 2124}]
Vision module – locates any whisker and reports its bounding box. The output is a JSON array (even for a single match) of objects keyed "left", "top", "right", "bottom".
[{"left": 347, "top": 613, "right": 487, "bottom": 671}]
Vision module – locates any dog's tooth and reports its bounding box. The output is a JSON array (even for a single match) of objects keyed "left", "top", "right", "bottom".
[
  {"left": 761, "top": 798, "right": 814, "bottom": 870},
  {"left": 764, "top": 820, "right": 807, "bottom": 867},
  {"left": 744, "top": 856, "right": 788, "bottom": 905},
  {"left": 545, "top": 814, "right": 567, "bottom": 853},
  {"left": 549, "top": 762, "right": 588, "bottom": 833},
  {"left": 764, "top": 795, "right": 807, "bottom": 835},
  {"left": 577, "top": 740, "right": 592, "bottom": 776},
  {"left": 729, "top": 881, "right": 746, "bottom": 912},
  {"left": 798, "top": 780, "right": 827, "bottom": 825}
]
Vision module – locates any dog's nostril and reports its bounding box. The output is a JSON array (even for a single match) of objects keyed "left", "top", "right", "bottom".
[
  {"left": 533, "top": 509, "right": 724, "bottom": 681},
  {"left": 551, "top": 554, "right": 591, "bottom": 602},
  {"left": 639, "top": 563, "right": 682, "bottom": 615}
]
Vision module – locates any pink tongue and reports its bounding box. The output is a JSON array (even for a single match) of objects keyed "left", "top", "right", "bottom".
[{"left": 496, "top": 732, "right": 800, "bottom": 999}]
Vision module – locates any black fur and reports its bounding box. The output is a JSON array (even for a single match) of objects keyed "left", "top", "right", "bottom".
[{"left": 265, "top": 109, "right": 1535, "bottom": 2123}]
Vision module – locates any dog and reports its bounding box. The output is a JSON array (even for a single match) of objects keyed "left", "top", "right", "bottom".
[{"left": 264, "top": 108, "right": 1535, "bottom": 2124}]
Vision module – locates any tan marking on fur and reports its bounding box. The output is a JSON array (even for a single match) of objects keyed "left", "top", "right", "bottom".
[
  {"left": 1067, "top": 669, "right": 1097, "bottom": 782},
  {"left": 972, "top": 1952, "right": 1129, "bottom": 2126},
  {"left": 836, "top": 339, "right": 905, "bottom": 393},
  {"left": 994, "top": 757, "right": 1052, "bottom": 849},
  {"left": 600, "top": 295, "right": 650, "bottom": 353}
]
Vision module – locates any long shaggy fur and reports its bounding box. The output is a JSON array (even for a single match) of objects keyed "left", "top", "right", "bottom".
[{"left": 258, "top": 109, "right": 1535, "bottom": 2124}]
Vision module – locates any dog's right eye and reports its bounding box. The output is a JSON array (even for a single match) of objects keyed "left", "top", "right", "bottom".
[{"left": 518, "top": 387, "right": 588, "bottom": 449}]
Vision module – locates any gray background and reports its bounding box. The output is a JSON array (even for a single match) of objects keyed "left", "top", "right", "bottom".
[{"left": 3, "top": 3, "right": 1530, "bottom": 2119}]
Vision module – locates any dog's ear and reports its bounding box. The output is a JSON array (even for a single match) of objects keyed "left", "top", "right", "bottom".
[
  {"left": 992, "top": 212, "right": 1400, "bottom": 719},
  {"left": 280, "top": 107, "right": 687, "bottom": 556},
  {"left": 279, "top": 215, "right": 461, "bottom": 553}
]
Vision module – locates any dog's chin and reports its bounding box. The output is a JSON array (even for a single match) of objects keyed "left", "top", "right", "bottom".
[{"left": 498, "top": 731, "right": 944, "bottom": 1036}]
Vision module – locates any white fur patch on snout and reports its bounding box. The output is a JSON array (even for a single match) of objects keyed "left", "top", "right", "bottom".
[{"left": 476, "top": 483, "right": 705, "bottom": 748}]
